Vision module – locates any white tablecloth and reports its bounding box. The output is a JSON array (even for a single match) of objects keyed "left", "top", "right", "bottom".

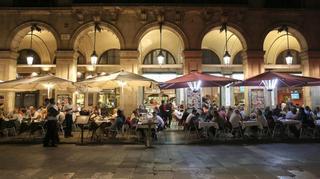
[
  {"left": 136, "top": 122, "right": 157, "bottom": 129},
  {"left": 278, "top": 119, "right": 300, "bottom": 125},
  {"left": 198, "top": 121, "right": 219, "bottom": 129},
  {"left": 94, "top": 120, "right": 111, "bottom": 125},
  {"left": 241, "top": 121, "right": 259, "bottom": 129}
]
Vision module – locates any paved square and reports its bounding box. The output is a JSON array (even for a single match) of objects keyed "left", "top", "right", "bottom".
[{"left": 0, "top": 143, "right": 319, "bottom": 179}]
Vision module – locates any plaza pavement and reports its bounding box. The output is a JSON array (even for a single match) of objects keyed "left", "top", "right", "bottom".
[{"left": 0, "top": 143, "right": 319, "bottom": 179}]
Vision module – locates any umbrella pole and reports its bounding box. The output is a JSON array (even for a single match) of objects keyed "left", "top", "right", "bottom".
[{"left": 47, "top": 87, "right": 51, "bottom": 98}]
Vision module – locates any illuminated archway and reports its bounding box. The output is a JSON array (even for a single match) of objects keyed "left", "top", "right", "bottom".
[
  {"left": 263, "top": 26, "right": 307, "bottom": 64},
  {"left": 71, "top": 22, "right": 123, "bottom": 64},
  {"left": 138, "top": 24, "right": 185, "bottom": 65},
  {"left": 201, "top": 26, "right": 246, "bottom": 65},
  {"left": 9, "top": 22, "right": 58, "bottom": 64}
]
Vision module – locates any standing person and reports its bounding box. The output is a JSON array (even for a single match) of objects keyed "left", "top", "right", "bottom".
[
  {"left": 166, "top": 101, "right": 173, "bottom": 128},
  {"left": 43, "top": 98, "right": 59, "bottom": 147},
  {"left": 63, "top": 97, "right": 73, "bottom": 138},
  {"left": 159, "top": 100, "right": 167, "bottom": 126}
]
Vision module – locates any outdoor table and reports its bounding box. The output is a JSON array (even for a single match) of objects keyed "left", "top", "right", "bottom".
[
  {"left": 277, "top": 119, "right": 301, "bottom": 137},
  {"left": 94, "top": 119, "right": 111, "bottom": 125},
  {"left": 136, "top": 121, "right": 157, "bottom": 148},
  {"left": 278, "top": 119, "right": 301, "bottom": 125},
  {"left": 241, "top": 120, "right": 259, "bottom": 129}
]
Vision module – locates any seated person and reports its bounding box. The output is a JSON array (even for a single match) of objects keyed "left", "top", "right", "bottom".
[
  {"left": 111, "top": 108, "right": 118, "bottom": 119},
  {"left": 264, "top": 106, "right": 275, "bottom": 129},
  {"left": 180, "top": 110, "right": 189, "bottom": 125},
  {"left": 285, "top": 107, "right": 298, "bottom": 120},
  {"left": 256, "top": 109, "right": 268, "bottom": 130},
  {"left": 79, "top": 108, "right": 90, "bottom": 116},
  {"left": 239, "top": 106, "right": 246, "bottom": 120},
  {"left": 110, "top": 109, "right": 125, "bottom": 131},
  {"left": 213, "top": 110, "right": 225, "bottom": 130},
  {"left": 8, "top": 108, "right": 23, "bottom": 123},
  {"left": 173, "top": 109, "right": 183, "bottom": 121},
  {"left": 200, "top": 105, "right": 212, "bottom": 122},
  {"left": 152, "top": 112, "right": 165, "bottom": 131},
  {"left": 185, "top": 109, "right": 197, "bottom": 126},
  {"left": 30, "top": 107, "right": 43, "bottom": 122},
  {"left": 229, "top": 109, "right": 242, "bottom": 129},
  {"left": 314, "top": 107, "right": 320, "bottom": 120},
  {"left": 129, "top": 110, "right": 140, "bottom": 127},
  {"left": 298, "top": 107, "right": 315, "bottom": 128}
]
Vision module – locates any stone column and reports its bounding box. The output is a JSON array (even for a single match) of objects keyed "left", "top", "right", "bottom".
[
  {"left": 243, "top": 50, "right": 266, "bottom": 110},
  {"left": 302, "top": 50, "right": 320, "bottom": 108},
  {"left": 183, "top": 50, "right": 202, "bottom": 74},
  {"left": 55, "top": 50, "right": 78, "bottom": 103},
  {"left": 243, "top": 50, "right": 265, "bottom": 79},
  {"left": 0, "top": 51, "right": 18, "bottom": 112},
  {"left": 119, "top": 50, "right": 139, "bottom": 116}
]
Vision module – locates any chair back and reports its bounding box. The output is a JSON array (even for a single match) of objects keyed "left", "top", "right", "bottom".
[{"left": 75, "top": 115, "right": 90, "bottom": 125}]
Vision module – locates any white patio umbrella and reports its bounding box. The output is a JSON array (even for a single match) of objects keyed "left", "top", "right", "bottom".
[
  {"left": 78, "top": 70, "right": 158, "bottom": 89},
  {"left": 79, "top": 70, "right": 158, "bottom": 112},
  {"left": 0, "top": 74, "right": 76, "bottom": 97}
]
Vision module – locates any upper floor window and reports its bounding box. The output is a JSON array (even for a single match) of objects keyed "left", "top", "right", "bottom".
[
  {"left": 233, "top": 51, "right": 243, "bottom": 65},
  {"left": 98, "top": 49, "right": 120, "bottom": 64},
  {"left": 202, "top": 49, "right": 220, "bottom": 64},
  {"left": 77, "top": 51, "right": 86, "bottom": 64},
  {"left": 143, "top": 49, "right": 176, "bottom": 65},
  {"left": 17, "top": 49, "right": 41, "bottom": 64}
]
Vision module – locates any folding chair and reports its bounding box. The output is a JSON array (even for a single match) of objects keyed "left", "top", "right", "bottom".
[
  {"left": 231, "top": 124, "right": 243, "bottom": 139},
  {"left": 185, "top": 120, "right": 200, "bottom": 139},
  {"left": 300, "top": 124, "right": 315, "bottom": 139}
]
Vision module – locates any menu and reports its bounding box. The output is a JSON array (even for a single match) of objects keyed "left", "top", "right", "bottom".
[
  {"left": 187, "top": 88, "right": 201, "bottom": 109},
  {"left": 250, "top": 89, "right": 265, "bottom": 109}
]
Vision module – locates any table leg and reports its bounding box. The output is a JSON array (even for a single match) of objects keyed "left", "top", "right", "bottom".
[{"left": 80, "top": 125, "right": 84, "bottom": 144}]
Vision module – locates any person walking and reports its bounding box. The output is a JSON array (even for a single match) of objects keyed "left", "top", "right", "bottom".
[
  {"left": 63, "top": 97, "right": 73, "bottom": 138},
  {"left": 43, "top": 98, "right": 59, "bottom": 147}
]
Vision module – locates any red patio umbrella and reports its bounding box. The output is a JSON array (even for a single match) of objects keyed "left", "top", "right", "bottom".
[
  {"left": 160, "top": 71, "right": 239, "bottom": 90},
  {"left": 233, "top": 71, "right": 320, "bottom": 89}
]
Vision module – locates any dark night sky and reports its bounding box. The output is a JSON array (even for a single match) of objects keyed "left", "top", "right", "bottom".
[{"left": 2, "top": 0, "right": 307, "bottom": 8}]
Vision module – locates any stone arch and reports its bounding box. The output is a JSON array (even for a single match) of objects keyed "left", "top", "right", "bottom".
[
  {"left": 137, "top": 21, "right": 187, "bottom": 65},
  {"left": 200, "top": 22, "right": 248, "bottom": 51},
  {"left": 200, "top": 23, "right": 248, "bottom": 64},
  {"left": 71, "top": 21, "right": 124, "bottom": 64},
  {"left": 261, "top": 23, "right": 308, "bottom": 52},
  {"left": 7, "top": 21, "right": 60, "bottom": 64},
  {"left": 135, "top": 21, "right": 189, "bottom": 50},
  {"left": 263, "top": 24, "right": 308, "bottom": 64},
  {"left": 70, "top": 21, "right": 125, "bottom": 50}
]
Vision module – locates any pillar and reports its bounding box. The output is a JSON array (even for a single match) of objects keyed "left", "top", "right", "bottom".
[
  {"left": 183, "top": 50, "right": 202, "bottom": 74},
  {"left": 55, "top": 50, "right": 78, "bottom": 103},
  {"left": 243, "top": 50, "right": 266, "bottom": 110},
  {"left": 243, "top": 50, "right": 265, "bottom": 79},
  {"left": 119, "top": 50, "right": 139, "bottom": 116},
  {"left": 0, "top": 51, "right": 18, "bottom": 112},
  {"left": 302, "top": 50, "right": 320, "bottom": 108}
]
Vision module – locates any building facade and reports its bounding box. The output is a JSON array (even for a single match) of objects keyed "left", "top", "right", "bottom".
[{"left": 0, "top": 0, "right": 320, "bottom": 115}]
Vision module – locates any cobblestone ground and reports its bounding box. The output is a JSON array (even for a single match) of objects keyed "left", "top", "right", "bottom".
[{"left": 0, "top": 143, "right": 319, "bottom": 179}]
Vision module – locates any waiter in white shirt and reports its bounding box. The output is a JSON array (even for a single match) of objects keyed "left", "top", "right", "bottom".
[{"left": 63, "top": 97, "right": 73, "bottom": 138}]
